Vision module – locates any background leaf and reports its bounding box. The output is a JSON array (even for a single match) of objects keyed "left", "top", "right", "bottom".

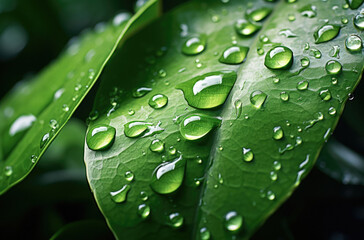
[{"left": 0, "top": 0, "right": 161, "bottom": 195}]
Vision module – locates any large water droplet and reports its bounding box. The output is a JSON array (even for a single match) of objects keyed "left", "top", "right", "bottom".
[
  {"left": 149, "top": 94, "right": 168, "bottom": 109},
  {"left": 124, "top": 121, "right": 152, "bottom": 138},
  {"left": 179, "top": 113, "right": 221, "bottom": 141},
  {"left": 264, "top": 46, "right": 293, "bottom": 70},
  {"left": 314, "top": 24, "right": 340, "bottom": 44},
  {"left": 345, "top": 0, "right": 364, "bottom": 9},
  {"left": 345, "top": 35, "right": 363, "bottom": 52},
  {"left": 110, "top": 184, "right": 130, "bottom": 203},
  {"left": 150, "top": 139, "right": 165, "bottom": 153},
  {"left": 273, "top": 126, "right": 284, "bottom": 140},
  {"left": 168, "top": 212, "right": 184, "bottom": 228},
  {"left": 176, "top": 70, "right": 237, "bottom": 109},
  {"left": 86, "top": 124, "right": 116, "bottom": 151},
  {"left": 150, "top": 155, "right": 186, "bottom": 194},
  {"left": 219, "top": 46, "right": 249, "bottom": 64},
  {"left": 138, "top": 203, "right": 150, "bottom": 219},
  {"left": 235, "top": 19, "right": 261, "bottom": 36},
  {"left": 247, "top": 7, "right": 272, "bottom": 22},
  {"left": 299, "top": 5, "right": 317, "bottom": 18},
  {"left": 250, "top": 90, "right": 267, "bottom": 108},
  {"left": 242, "top": 148, "right": 254, "bottom": 162},
  {"left": 325, "top": 60, "right": 342, "bottom": 75},
  {"left": 182, "top": 35, "right": 206, "bottom": 55},
  {"left": 224, "top": 211, "right": 243, "bottom": 232}
]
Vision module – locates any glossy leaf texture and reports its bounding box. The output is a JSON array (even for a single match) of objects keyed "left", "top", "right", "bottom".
[
  {"left": 84, "top": 0, "right": 364, "bottom": 239},
  {"left": 0, "top": 0, "right": 161, "bottom": 194}
]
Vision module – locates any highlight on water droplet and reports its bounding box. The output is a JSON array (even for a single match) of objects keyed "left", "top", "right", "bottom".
[
  {"left": 250, "top": 90, "right": 267, "bottom": 108},
  {"left": 299, "top": 4, "right": 317, "bottom": 18},
  {"left": 110, "top": 184, "right": 130, "bottom": 203},
  {"left": 325, "top": 60, "right": 342, "bottom": 75},
  {"left": 176, "top": 70, "right": 237, "bottom": 109},
  {"left": 297, "top": 80, "right": 309, "bottom": 90},
  {"left": 246, "top": 7, "right": 272, "bottom": 22},
  {"left": 224, "top": 211, "right": 243, "bottom": 232},
  {"left": 149, "top": 94, "right": 168, "bottom": 109},
  {"left": 125, "top": 171, "right": 134, "bottom": 182},
  {"left": 219, "top": 46, "right": 249, "bottom": 65},
  {"left": 179, "top": 113, "right": 221, "bottom": 141},
  {"left": 280, "top": 91, "right": 289, "bottom": 102},
  {"left": 199, "top": 227, "right": 211, "bottom": 240},
  {"left": 319, "top": 89, "right": 332, "bottom": 101},
  {"left": 182, "top": 35, "right": 206, "bottom": 55},
  {"left": 345, "top": 35, "right": 362, "bottom": 52},
  {"left": 235, "top": 19, "right": 261, "bottom": 36},
  {"left": 242, "top": 148, "right": 254, "bottom": 162},
  {"left": 124, "top": 121, "right": 152, "bottom": 138},
  {"left": 150, "top": 154, "right": 186, "bottom": 194},
  {"left": 86, "top": 124, "right": 116, "bottom": 151},
  {"left": 328, "top": 106, "right": 337, "bottom": 116},
  {"left": 314, "top": 24, "right": 340, "bottom": 44},
  {"left": 138, "top": 203, "right": 150, "bottom": 219},
  {"left": 168, "top": 212, "right": 184, "bottom": 228},
  {"left": 264, "top": 46, "right": 293, "bottom": 70},
  {"left": 273, "top": 126, "right": 284, "bottom": 140},
  {"left": 132, "top": 87, "right": 152, "bottom": 98},
  {"left": 267, "top": 190, "right": 276, "bottom": 200},
  {"left": 150, "top": 139, "right": 165, "bottom": 153}
]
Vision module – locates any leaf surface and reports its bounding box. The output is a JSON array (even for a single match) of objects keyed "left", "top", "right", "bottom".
[{"left": 84, "top": 0, "right": 364, "bottom": 239}]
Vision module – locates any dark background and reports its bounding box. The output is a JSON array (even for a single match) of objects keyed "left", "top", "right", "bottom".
[{"left": 0, "top": 0, "right": 363, "bottom": 239}]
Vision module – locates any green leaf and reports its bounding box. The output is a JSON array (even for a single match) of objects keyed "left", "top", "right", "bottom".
[
  {"left": 0, "top": 0, "right": 161, "bottom": 195},
  {"left": 84, "top": 0, "right": 364, "bottom": 239}
]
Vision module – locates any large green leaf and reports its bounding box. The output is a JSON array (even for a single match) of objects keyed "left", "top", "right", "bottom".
[
  {"left": 84, "top": 0, "right": 364, "bottom": 239},
  {"left": 0, "top": 0, "right": 161, "bottom": 195}
]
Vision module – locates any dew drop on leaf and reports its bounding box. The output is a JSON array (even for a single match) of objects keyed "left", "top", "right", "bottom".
[
  {"left": 124, "top": 121, "right": 152, "bottom": 138},
  {"left": 234, "top": 99, "right": 242, "bottom": 118},
  {"left": 325, "top": 60, "right": 342, "bottom": 75},
  {"left": 264, "top": 46, "right": 293, "bottom": 70},
  {"left": 267, "top": 190, "right": 276, "bottom": 200},
  {"left": 328, "top": 106, "right": 337, "bottom": 116},
  {"left": 176, "top": 70, "right": 237, "bottom": 109},
  {"left": 314, "top": 24, "right": 341, "bottom": 44},
  {"left": 40, "top": 132, "right": 50, "bottom": 149},
  {"left": 168, "top": 212, "right": 184, "bottom": 228},
  {"left": 280, "top": 91, "right": 290, "bottom": 101},
  {"left": 300, "top": 57, "right": 310, "bottom": 68},
  {"left": 110, "top": 184, "right": 130, "bottom": 203},
  {"left": 4, "top": 166, "right": 13, "bottom": 177},
  {"left": 181, "top": 35, "right": 206, "bottom": 55},
  {"left": 218, "top": 45, "right": 249, "bottom": 64},
  {"left": 30, "top": 154, "right": 38, "bottom": 164},
  {"left": 278, "top": 29, "right": 297, "bottom": 38},
  {"left": 246, "top": 7, "right": 272, "bottom": 22},
  {"left": 148, "top": 94, "right": 168, "bottom": 109},
  {"left": 150, "top": 155, "right": 186, "bottom": 194},
  {"left": 250, "top": 90, "right": 267, "bottom": 108},
  {"left": 235, "top": 19, "right": 261, "bottom": 36},
  {"left": 137, "top": 203, "right": 150, "bottom": 219},
  {"left": 140, "top": 191, "right": 148, "bottom": 201},
  {"left": 199, "top": 227, "right": 211, "bottom": 240},
  {"left": 224, "top": 211, "right": 243, "bottom": 232},
  {"left": 345, "top": 0, "right": 364, "bottom": 9},
  {"left": 354, "top": 13, "right": 364, "bottom": 29},
  {"left": 132, "top": 87, "right": 152, "bottom": 98},
  {"left": 270, "top": 171, "right": 278, "bottom": 181},
  {"left": 150, "top": 139, "right": 165, "bottom": 153},
  {"left": 345, "top": 35, "right": 363, "bottom": 52},
  {"left": 242, "top": 148, "right": 254, "bottom": 162},
  {"left": 273, "top": 126, "right": 284, "bottom": 140},
  {"left": 319, "top": 89, "right": 332, "bottom": 101},
  {"left": 124, "top": 171, "right": 134, "bottom": 182},
  {"left": 273, "top": 161, "right": 281, "bottom": 170},
  {"left": 299, "top": 5, "right": 317, "bottom": 18},
  {"left": 297, "top": 80, "right": 309, "bottom": 90},
  {"left": 86, "top": 124, "right": 116, "bottom": 151},
  {"left": 179, "top": 113, "right": 221, "bottom": 141}
]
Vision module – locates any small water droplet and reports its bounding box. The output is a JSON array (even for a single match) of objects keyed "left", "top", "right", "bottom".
[
  {"left": 273, "top": 161, "right": 281, "bottom": 170},
  {"left": 30, "top": 155, "right": 38, "bottom": 163},
  {"left": 250, "top": 90, "right": 267, "bottom": 108},
  {"left": 168, "top": 212, "right": 184, "bottom": 228},
  {"left": 40, "top": 132, "right": 50, "bottom": 149},
  {"left": 341, "top": 16, "right": 349, "bottom": 24},
  {"left": 169, "top": 146, "right": 176, "bottom": 155},
  {"left": 62, "top": 104, "right": 69, "bottom": 112},
  {"left": 345, "top": 35, "right": 363, "bottom": 52},
  {"left": 267, "top": 190, "right": 276, "bottom": 200},
  {"left": 279, "top": 29, "right": 297, "bottom": 38},
  {"left": 264, "top": 46, "right": 293, "bottom": 70},
  {"left": 331, "top": 77, "right": 338, "bottom": 85},
  {"left": 224, "top": 211, "right": 243, "bottom": 232},
  {"left": 49, "top": 119, "right": 59, "bottom": 130},
  {"left": 354, "top": 12, "right": 364, "bottom": 29},
  {"left": 182, "top": 35, "right": 206, "bottom": 55},
  {"left": 328, "top": 106, "right": 337, "bottom": 116},
  {"left": 345, "top": 0, "right": 364, "bottom": 9},
  {"left": 138, "top": 203, "right": 150, "bottom": 219},
  {"left": 132, "top": 87, "right": 152, "bottom": 98},
  {"left": 319, "top": 89, "right": 332, "bottom": 101},
  {"left": 149, "top": 94, "right": 168, "bottom": 109},
  {"left": 140, "top": 191, "right": 148, "bottom": 201},
  {"left": 325, "top": 60, "right": 342, "bottom": 75},
  {"left": 257, "top": 48, "right": 264, "bottom": 55},
  {"left": 4, "top": 166, "right": 13, "bottom": 177},
  {"left": 273, "top": 126, "right": 284, "bottom": 140},
  {"left": 86, "top": 124, "right": 116, "bottom": 151},
  {"left": 110, "top": 184, "right": 130, "bottom": 203},
  {"left": 150, "top": 139, "right": 165, "bottom": 153},
  {"left": 158, "top": 69, "right": 167, "bottom": 78},
  {"left": 219, "top": 45, "right": 249, "bottom": 64},
  {"left": 314, "top": 24, "right": 341, "bottom": 44},
  {"left": 125, "top": 171, "right": 134, "bottom": 182},
  {"left": 124, "top": 121, "right": 152, "bottom": 138},
  {"left": 288, "top": 14, "right": 296, "bottom": 21},
  {"left": 270, "top": 171, "right": 278, "bottom": 181},
  {"left": 219, "top": 145, "right": 224, "bottom": 151},
  {"left": 235, "top": 19, "right": 261, "bottom": 36},
  {"left": 273, "top": 77, "right": 280, "bottom": 84},
  {"left": 297, "top": 80, "right": 309, "bottom": 90},
  {"left": 299, "top": 5, "right": 317, "bottom": 18},
  {"left": 300, "top": 57, "right": 310, "bottom": 68},
  {"left": 199, "top": 227, "right": 211, "bottom": 240},
  {"left": 242, "top": 148, "right": 254, "bottom": 162},
  {"left": 247, "top": 7, "right": 272, "bottom": 22},
  {"left": 329, "top": 45, "right": 340, "bottom": 59}
]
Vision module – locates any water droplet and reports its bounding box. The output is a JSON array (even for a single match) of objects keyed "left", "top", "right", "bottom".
[
  {"left": 247, "top": 7, "right": 272, "bottom": 22},
  {"left": 329, "top": 45, "right": 340, "bottom": 59},
  {"left": 270, "top": 171, "right": 278, "bottom": 181},
  {"left": 331, "top": 77, "right": 338, "bottom": 85},
  {"left": 250, "top": 90, "right": 267, "bottom": 108},
  {"left": 345, "top": 35, "right": 362, "bottom": 52},
  {"left": 110, "top": 184, "right": 130, "bottom": 203},
  {"left": 182, "top": 35, "right": 206, "bottom": 55},
  {"left": 158, "top": 69, "right": 167, "bottom": 78},
  {"left": 4, "top": 166, "right": 13, "bottom": 176},
  {"left": 132, "top": 87, "right": 152, "bottom": 98},
  {"left": 138, "top": 203, "right": 150, "bottom": 219},
  {"left": 150, "top": 139, "right": 165, "bottom": 153},
  {"left": 124, "top": 121, "right": 152, "bottom": 138},
  {"left": 354, "top": 13, "right": 364, "bottom": 29},
  {"left": 295, "top": 136, "right": 302, "bottom": 145},
  {"left": 113, "top": 12, "right": 131, "bottom": 26},
  {"left": 235, "top": 19, "right": 261, "bottom": 36},
  {"left": 273, "top": 77, "right": 280, "bottom": 84},
  {"left": 125, "top": 171, "right": 134, "bottom": 182},
  {"left": 176, "top": 70, "right": 237, "bottom": 109},
  {"left": 273, "top": 161, "right": 281, "bottom": 170},
  {"left": 288, "top": 14, "right": 296, "bottom": 22},
  {"left": 62, "top": 104, "right": 69, "bottom": 112},
  {"left": 242, "top": 148, "right": 254, "bottom": 162},
  {"left": 341, "top": 16, "right": 349, "bottom": 24},
  {"left": 273, "top": 126, "right": 284, "bottom": 140},
  {"left": 299, "top": 5, "right": 317, "bottom": 18},
  {"left": 199, "top": 227, "right": 211, "bottom": 240},
  {"left": 279, "top": 143, "right": 294, "bottom": 154},
  {"left": 140, "top": 191, "right": 148, "bottom": 201},
  {"left": 40, "top": 132, "right": 50, "bottom": 149},
  {"left": 149, "top": 94, "right": 168, "bottom": 109},
  {"left": 86, "top": 124, "right": 116, "bottom": 151},
  {"left": 49, "top": 119, "right": 59, "bottom": 130},
  {"left": 280, "top": 91, "right": 290, "bottom": 102},
  {"left": 150, "top": 155, "right": 186, "bottom": 194},
  {"left": 300, "top": 57, "right": 310, "bottom": 68},
  {"left": 169, "top": 146, "right": 176, "bottom": 155},
  {"left": 30, "top": 155, "right": 37, "bottom": 163},
  {"left": 234, "top": 100, "right": 242, "bottom": 118},
  {"left": 345, "top": 0, "right": 363, "bottom": 9},
  {"left": 279, "top": 29, "right": 297, "bottom": 38},
  {"left": 264, "top": 46, "right": 293, "bottom": 70},
  {"left": 314, "top": 24, "right": 340, "bottom": 44},
  {"left": 297, "top": 80, "right": 309, "bottom": 90},
  {"left": 325, "top": 60, "right": 342, "bottom": 75},
  {"left": 179, "top": 113, "right": 221, "bottom": 141},
  {"left": 224, "top": 211, "right": 243, "bottom": 232},
  {"left": 328, "top": 106, "right": 337, "bottom": 116},
  {"left": 168, "top": 212, "right": 184, "bottom": 228},
  {"left": 219, "top": 46, "right": 249, "bottom": 64},
  {"left": 259, "top": 34, "right": 269, "bottom": 43},
  {"left": 257, "top": 47, "right": 264, "bottom": 55},
  {"left": 267, "top": 190, "right": 276, "bottom": 200},
  {"left": 319, "top": 89, "right": 332, "bottom": 101}
]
